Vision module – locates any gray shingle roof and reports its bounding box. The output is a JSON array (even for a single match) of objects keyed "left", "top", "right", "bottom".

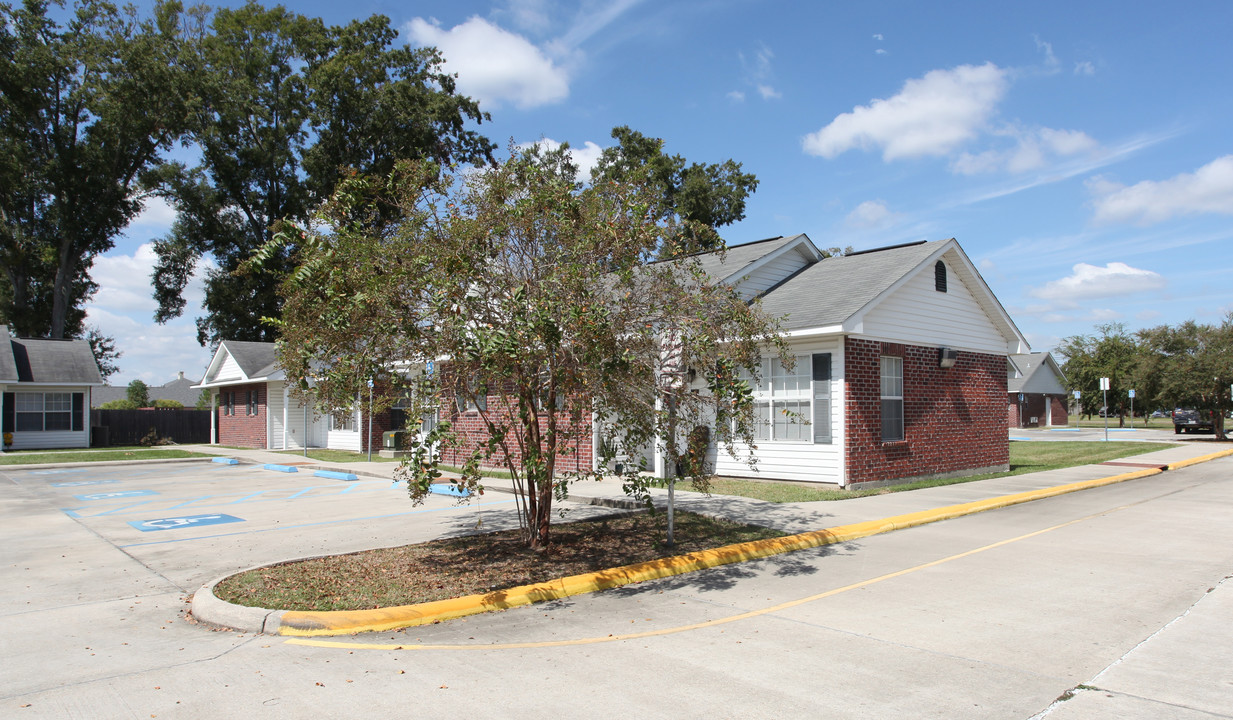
[
  {"left": 92, "top": 374, "right": 204, "bottom": 407},
  {"left": 1007, "top": 352, "right": 1066, "bottom": 394},
  {"left": 691, "top": 234, "right": 806, "bottom": 283},
  {"left": 758, "top": 239, "right": 951, "bottom": 330},
  {"left": 3, "top": 332, "right": 103, "bottom": 384},
  {"left": 221, "top": 341, "right": 279, "bottom": 378}
]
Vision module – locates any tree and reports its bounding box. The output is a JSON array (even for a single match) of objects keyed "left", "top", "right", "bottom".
[
  {"left": 85, "top": 325, "right": 122, "bottom": 380},
  {"left": 195, "top": 387, "right": 212, "bottom": 410},
  {"left": 0, "top": 0, "right": 195, "bottom": 338},
  {"left": 152, "top": 2, "right": 495, "bottom": 347},
  {"left": 592, "top": 126, "right": 759, "bottom": 254},
  {"left": 1057, "top": 322, "right": 1138, "bottom": 426},
  {"left": 100, "top": 398, "right": 139, "bottom": 409},
  {"left": 1137, "top": 314, "right": 1233, "bottom": 440},
  {"left": 126, "top": 379, "right": 150, "bottom": 408},
  {"left": 265, "top": 148, "right": 787, "bottom": 550}
]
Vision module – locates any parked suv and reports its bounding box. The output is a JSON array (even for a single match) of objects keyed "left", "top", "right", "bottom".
[{"left": 1173, "top": 408, "right": 1214, "bottom": 434}]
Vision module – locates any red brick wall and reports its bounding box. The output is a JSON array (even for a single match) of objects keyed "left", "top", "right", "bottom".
[
  {"left": 436, "top": 389, "right": 593, "bottom": 474},
  {"left": 845, "top": 338, "right": 1008, "bottom": 485},
  {"left": 216, "top": 383, "right": 267, "bottom": 448}
]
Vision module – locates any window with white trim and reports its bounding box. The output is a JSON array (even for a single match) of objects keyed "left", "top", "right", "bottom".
[
  {"left": 331, "top": 410, "right": 356, "bottom": 431},
  {"left": 15, "top": 392, "right": 72, "bottom": 431},
  {"left": 739, "top": 355, "right": 832, "bottom": 443},
  {"left": 880, "top": 356, "right": 904, "bottom": 442}
]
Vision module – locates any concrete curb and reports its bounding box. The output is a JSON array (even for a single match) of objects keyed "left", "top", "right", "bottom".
[
  {"left": 0, "top": 455, "right": 223, "bottom": 471},
  {"left": 191, "top": 580, "right": 285, "bottom": 634},
  {"left": 192, "top": 448, "right": 1233, "bottom": 637}
]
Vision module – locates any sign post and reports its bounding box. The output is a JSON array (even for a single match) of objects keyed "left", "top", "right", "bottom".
[
  {"left": 1128, "top": 389, "right": 1136, "bottom": 429},
  {"left": 1072, "top": 390, "right": 1080, "bottom": 428},
  {"left": 1099, "top": 378, "right": 1111, "bottom": 441}
]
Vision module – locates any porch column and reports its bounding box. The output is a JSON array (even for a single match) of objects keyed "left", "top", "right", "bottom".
[
  {"left": 210, "top": 391, "right": 217, "bottom": 444},
  {"left": 282, "top": 384, "right": 290, "bottom": 450}
]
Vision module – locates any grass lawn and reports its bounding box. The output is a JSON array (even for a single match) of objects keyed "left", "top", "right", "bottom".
[
  {"left": 274, "top": 449, "right": 401, "bottom": 463},
  {"left": 689, "top": 441, "right": 1178, "bottom": 503},
  {"left": 214, "top": 510, "right": 784, "bottom": 611},
  {"left": 1067, "top": 416, "right": 1174, "bottom": 430},
  {"left": 0, "top": 447, "right": 208, "bottom": 465}
]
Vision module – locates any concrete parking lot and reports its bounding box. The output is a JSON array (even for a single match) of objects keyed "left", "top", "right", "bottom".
[{"left": 3, "top": 451, "right": 1232, "bottom": 718}]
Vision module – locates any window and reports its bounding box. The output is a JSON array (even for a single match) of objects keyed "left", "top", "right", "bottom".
[
  {"left": 14, "top": 392, "right": 73, "bottom": 432},
  {"left": 881, "top": 356, "right": 904, "bottom": 442},
  {"left": 740, "top": 355, "right": 831, "bottom": 443},
  {"left": 247, "top": 390, "right": 259, "bottom": 416},
  {"left": 331, "top": 410, "right": 355, "bottom": 431},
  {"left": 221, "top": 392, "right": 234, "bottom": 416},
  {"left": 455, "top": 379, "right": 487, "bottom": 413},
  {"left": 935, "top": 260, "right": 947, "bottom": 292}
]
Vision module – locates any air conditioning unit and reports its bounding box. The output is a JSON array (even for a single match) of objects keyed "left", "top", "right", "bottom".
[{"left": 938, "top": 347, "right": 958, "bottom": 368}]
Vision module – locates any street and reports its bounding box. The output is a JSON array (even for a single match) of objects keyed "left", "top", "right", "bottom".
[{"left": 3, "top": 456, "right": 1231, "bottom": 718}]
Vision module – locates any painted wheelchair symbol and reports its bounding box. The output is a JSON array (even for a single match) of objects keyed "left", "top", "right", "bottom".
[
  {"left": 75, "top": 490, "right": 158, "bottom": 501},
  {"left": 128, "top": 514, "right": 244, "bottom": 532}
]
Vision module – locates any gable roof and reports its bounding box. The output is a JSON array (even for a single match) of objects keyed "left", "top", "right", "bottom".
[
  {"left": 692, "top": 234, "right": 813, "bottom": 285},
  {"left": 92, "top": 373, "right": 204, "bottom": 408},
  {"left": 196, "top": 340, "right": 282, "bottom": 388},
  {"left": 0, "top": 327, "right": 103, "bottom": 385},
  {"left": 1008, "top": 352, "right": 1067, "bottom": 394}
]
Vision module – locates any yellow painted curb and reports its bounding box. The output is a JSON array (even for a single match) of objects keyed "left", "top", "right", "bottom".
[
  {"left": 278, "top": 464, "right": 1176, "bottom": 637},
  {"left": 1164, "top": 446, "right": 1233, "bottom": 470}
]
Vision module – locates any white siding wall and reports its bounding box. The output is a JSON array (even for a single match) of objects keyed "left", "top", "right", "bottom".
[
  {"left": 733, "top": 251, "right": 810, "bottom": 300},
  {"left": 713, "top": 338, "right": 845, "bottom": 484},
  {"left": 6, "top": 385, "right": 91, "bottom": 450},
  {"left": 216, "top": 354, "right": 244, "bottom": 381},
  {"left": 268, "top": 381, "right": 287, "bottom": 449},
  {"left": 327, "top": 406, "right": 362, "bottom": 452},
  {"left": 859, "top": 258, "right": 1007, "bottom": 354}
]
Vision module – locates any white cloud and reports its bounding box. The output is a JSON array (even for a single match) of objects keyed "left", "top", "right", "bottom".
[
  {"left": 1028, "top": 261, "right": 1165, "bottom": 303},
  {"left": 128, "top": 196, "right": 177, "bottom": 229},
  {"left": 500, "top": 0, "right": 551, "bottom": 33},
  {"left": 85, "top": 243, "right": 216, "bottom": 386},
  {"left": 1074, "top": 60, "right": 1096, "bottom": 76},
  {"left": 844, "top": 200, "right": 900, "bottom": 229},
  {"left": 803, "top": 63, "right": 1007, "bottom": 161},
  {"left": 875, "top": 48, "right": 887, "bottom": 56},
  {"left": 1088, "top": 155, "right": 1233, "bottom": 225},
  {"left": 952, "top": 126, "right": 1098, "bottom": 175},
  {"left": 872, "top": 33, "right": 883, "bottom": 41},
  {"left": 726, "top": 90, "right": 746, "bottom": 103},
  {"left": 406, "top": 16, "right": 570, "bottom": 110},
  {"left": 1034, "top": 35, "right": 1060, "bottom": 72},
  {"left": 521, "top": 138, "right": 605, "bottom": 181},
  {"left": 736, "top": 45, "right": 780, "bottom": 102}
]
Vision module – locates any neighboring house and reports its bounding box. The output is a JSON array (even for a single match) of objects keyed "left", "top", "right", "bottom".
[
  {"left": 93, "top": 371, "right": 205, "bottom": 408},
  {"left": 1007, "top": 352, "right": 1069, "bottom": 428},
  {"left": 194, "top": 341, "right": 398, "bottom": 452},
  {"left": 0, "top": 327, "right": 104, "bottom": 450}
]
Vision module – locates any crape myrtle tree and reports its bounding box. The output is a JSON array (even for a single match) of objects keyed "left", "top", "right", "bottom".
[
  {"left": 261, "top": 146, "right": 788, "bottom": 550},
  {"left": 1137, "top": 314, "right": 1233, "bottom": 440},
  {"left": 151, "top": 1, "right": 495, "bottom": 347},
  {"left": 1057, "top": 322, "right": 1138, "bottom": 426},
  {"left": 0, "top": 0, "right": 193, "bottom": 341}
]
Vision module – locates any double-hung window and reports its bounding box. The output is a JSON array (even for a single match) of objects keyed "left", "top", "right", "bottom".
[
  {"left": 740, "top": 354, "right": 832, "bottom": 443},
  {"left": 880, "top": 356, "right": 904, "bottom": 442},
  {"left": 15, "top": 392, "right": 72, "bottom": 431}
]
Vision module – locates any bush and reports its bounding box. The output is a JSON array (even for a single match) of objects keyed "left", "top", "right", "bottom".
[
  {"left": 153, "top": 399, "right": 184, "bottom": 409},
  {"left": 100, "top": 399, "right": 140, "bottom": 410}
]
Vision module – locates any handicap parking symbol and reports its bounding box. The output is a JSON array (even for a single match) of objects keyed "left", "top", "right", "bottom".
[
  {"left": 74, "top": 490, "right": 158, "bottom": 501},
  {"left": 128, "top": 514, "right": 245, "bottom": 532},
  {"left": 52, "top": 479, "right": 119, "bottom": 487}
]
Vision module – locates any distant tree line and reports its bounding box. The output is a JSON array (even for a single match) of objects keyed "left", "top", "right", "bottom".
[{"left": 1056, "top": 316, "right": 1232, "bottom": 439}]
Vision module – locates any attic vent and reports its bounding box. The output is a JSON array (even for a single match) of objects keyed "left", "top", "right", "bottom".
[{"left": 934, "top": 261, "right": 947, "bottom": 292}]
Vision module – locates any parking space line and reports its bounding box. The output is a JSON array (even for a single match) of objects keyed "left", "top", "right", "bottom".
[{"left": 116, "top": 498, "right": 518, "bottom": 548}]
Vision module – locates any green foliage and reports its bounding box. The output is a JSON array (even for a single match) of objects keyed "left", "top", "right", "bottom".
[
  {"left": 153, "top": 399, "right": 184, "bottom": 408},
  {"left": 100, "top": 398, "right": 139, "bottom": 410},
  {"left": 1136, "top": 314, "right": 1232, "bottom": 439},
  {"left": 195, "top": 388, "right": 212, "bottom": 410},
  {"left": 85, "top": 326, "right": 122, "bottom": 380},
  {"left": 0, "top": 0, "right": 196, "bottom": 338},
  {"left": 126, "top": 379, "right": 150, "bottom": 407},
  {"left": 1057, "top": 323, "right": 1138, "bottom": 425},
  {"left": 592, "top": 126, "right": 758, "bottom": 254},
  {"left": 267, "top": 146, "right": 787, "bottom": 549},
  {"left": 151, "top": 2, "right": 495, "bottom": 346}
]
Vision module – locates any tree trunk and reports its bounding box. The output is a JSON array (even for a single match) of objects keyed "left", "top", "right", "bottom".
[{"left": 49, "top": 243, "right": 78, "bottom": 339}]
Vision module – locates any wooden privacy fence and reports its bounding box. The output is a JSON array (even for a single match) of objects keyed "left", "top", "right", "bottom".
[{"left": 90, "top": 408, "right": 211, "bottom": 447}]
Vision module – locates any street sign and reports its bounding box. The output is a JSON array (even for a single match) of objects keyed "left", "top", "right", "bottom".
[
  {"left": 1073, "top": 391, "right": 1080, "bottom": 399},
  {"left": 1128, "top": 389, "right": 1136, "bottom": 398},
  {"left": 128, "top": 514, "right": 244, "bottom": 532},
  {"left": 1099, "top": 377, "right": 1110, "bottom": 390},
  {"left": 426, "top": 359, "right": 435, "bottom": 375},
  {"left": 1018, "top": 393, "right": 1024, "bottom": 402}
]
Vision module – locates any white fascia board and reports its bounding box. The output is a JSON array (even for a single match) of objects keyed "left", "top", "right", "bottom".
[
  {"left": 10, "top": 382, "right": 102, "bottom": 388},
  {"left": 784, "top": 324, "right": 846, "bottom": 339},
  {"left": 193, "top": 375, "right": 272, "bottom": 390}
]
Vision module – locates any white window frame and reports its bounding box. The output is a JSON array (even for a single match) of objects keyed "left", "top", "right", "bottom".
[
  {"left": 15, "top": 392, "right": 72, "bottom": 432},
  {"left": 880, "top": 356, "right": 904, "bottom": 442},
  {"left": 741, "top": 356, "right": 831, "bottom": 444}
]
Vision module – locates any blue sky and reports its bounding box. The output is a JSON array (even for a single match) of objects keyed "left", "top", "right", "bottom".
[{"left": 94, "top": 0, "right": 1233, "bottom": 386}]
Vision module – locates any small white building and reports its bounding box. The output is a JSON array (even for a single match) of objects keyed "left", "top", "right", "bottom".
[{"left": 0, "top": 327, "right": 103, "bottom": 450}]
